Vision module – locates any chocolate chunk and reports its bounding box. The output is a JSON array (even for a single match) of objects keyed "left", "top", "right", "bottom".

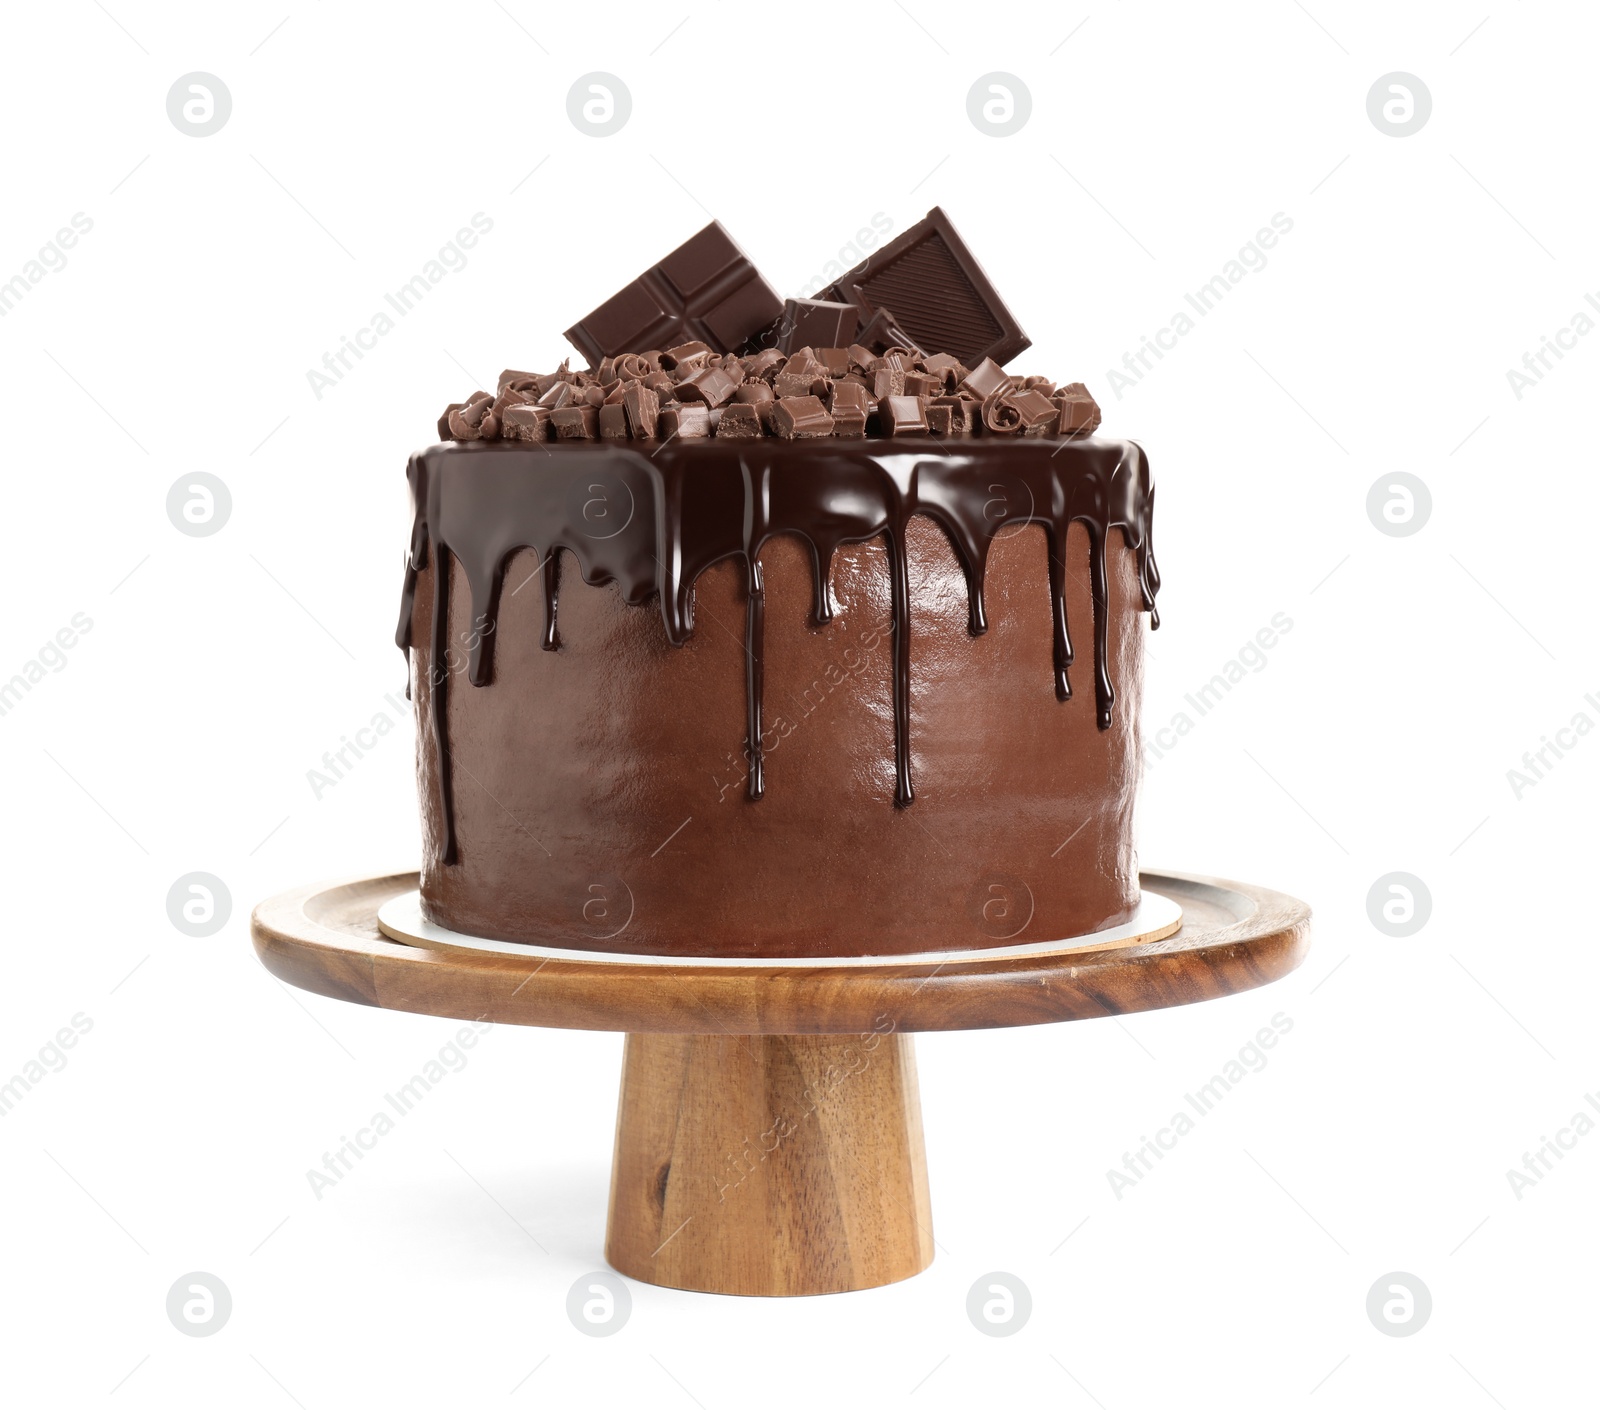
[
  {"left": 815, "top": 347, "right": 850, "bottom": 377},
  {"left": 498, "top": 369, "right": 539, "bottom": 389},
  {"left": 598, "top": 403, "right": 629, "bottom": 440},
  {"left": 622, "top": 383, "right": 660, "bottom": 438},
  {"left": 930, "top": 395, "right": 975, "bottom": 435},
  {"left": 832, "top": 407, "right": 868, "bottom": 439},
  {"left": 714, "top": 402, "right": 764, "bottom": 439},
  {"left": 822, "top": 207, "right": 1030, "bottom": 367},
  {"left": 877, "top": 395, "right": 930, "bottom": 437},
  {"left": 846, "top": 344, "right": 876, "bottom": 375},
  {"left": 534, "top": 362, "right": 571, "bottom": 396},
  {"left": 564, "top": 222, "right": 783, "bottom": 364},
  {"left": 660, "top": 403, "right": 712, "bottom": 438},
  {"left": 538, "top": 381, "right": 578, "bottom": 410},
  {"left": 870, "top": 366, "right": 906, "bottom": 399},
  {"left": 1054, "top": 382, "right": 1102, "bottom": 437},
  {"left": 1005, "top": 387, "right": 1058, "bottom": 436},
  {"left": 959, "top": 357, "right": 1012, "bottom": 402},
  {"left": 903, "top": 372, "right": 939, "bottom": 398},
  {"left": 773, "top": 351, "right": 826, "bottom": 397},
  {"left": 551, "top": 406, "right": 599, "bottom": 440},
  {"left": 662, "top": 340, "right": 715, "bottom": 371},
  {"left": 854, "top": 307, "right": 924, "bottom": 357},
  {"left": 501, "top": 404, "right": 552, "bottom": 442},
  {"left": 743, "top": 348, "right": 784, "bottom": 381},
  {"left": 771, "top": 396, "right": 835, "bottom": 439},
  {"left": 776, "top": 298, "right": 860, "bottom": 354},
  {"left": 735, "top": 379, "right": 775, "bottom": 405},
  {"left": 828, "top": 380, "right": 870, "bottom": 413},
  {"left": 926, "top": 404, "right": 954, "bottom": 438},
  {"left": 675, "top": 364, "right": 739, "bottom": 407}
]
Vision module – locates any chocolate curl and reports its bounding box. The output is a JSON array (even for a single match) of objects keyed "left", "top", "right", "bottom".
[
  {"left": 447, "top": 391, "right": 496, "bottom": 440},
  {"left": 980, "top": 388, "right": 1023, "bottom": 435}
]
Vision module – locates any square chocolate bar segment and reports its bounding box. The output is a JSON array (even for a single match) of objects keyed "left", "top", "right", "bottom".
[
  {"left": 822, "top": 207, "right": 1031, "bottom": 368},
  {"left": 565, "top": 222, "right": 783, "bottom": 366}
]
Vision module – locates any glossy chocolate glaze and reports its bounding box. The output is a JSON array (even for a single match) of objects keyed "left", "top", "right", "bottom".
[{"left": 399, "top": 437, "right": 1158, "bottom": 958}]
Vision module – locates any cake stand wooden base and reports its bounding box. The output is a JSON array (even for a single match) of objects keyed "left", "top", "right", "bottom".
[
  {"left": 252, "top": 871, "right": 1308, "bottom": 1297},
  {"left": 608, "top": 1033, "right": 933, "bottom": 1295}
]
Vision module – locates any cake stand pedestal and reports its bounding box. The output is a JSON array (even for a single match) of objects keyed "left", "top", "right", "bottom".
[{"left": 252, "top": 871, "right": 1308, "bottom": 1297}]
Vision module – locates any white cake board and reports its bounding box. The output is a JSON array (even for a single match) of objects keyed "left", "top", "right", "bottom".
[{"left": 375, "top": 888, "right": 1184, "bottom": 969}]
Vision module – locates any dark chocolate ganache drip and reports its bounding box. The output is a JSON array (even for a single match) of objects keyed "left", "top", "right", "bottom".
[{"left": 397, "top": 438, "right": 1158, "bottom": 863}]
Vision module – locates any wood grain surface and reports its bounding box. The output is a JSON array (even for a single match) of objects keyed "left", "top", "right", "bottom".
[
  {"left": 605, "top": 1032, "right": 934, "bottom": 1295},
  {"left": 251, "top": 870, "right": 1309, "bottom": 1034}
]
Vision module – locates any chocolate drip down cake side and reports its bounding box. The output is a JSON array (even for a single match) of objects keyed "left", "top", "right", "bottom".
[{"left": 398, "top": 210, "right": 1160, "bottom": 960}]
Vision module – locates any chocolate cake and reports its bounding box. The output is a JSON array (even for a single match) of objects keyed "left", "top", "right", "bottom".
[{"left": 397, "top": 212, "right": 1159, "bottom": 960}]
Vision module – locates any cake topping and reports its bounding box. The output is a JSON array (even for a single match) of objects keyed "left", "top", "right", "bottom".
[{"left": 437, "top": 346, "right": 1101, "bottom": 444}]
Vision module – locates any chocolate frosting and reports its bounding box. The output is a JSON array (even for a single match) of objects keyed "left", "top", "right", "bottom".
[{"left": 399, "top": 438, "right": 1158, "bottom": 867}]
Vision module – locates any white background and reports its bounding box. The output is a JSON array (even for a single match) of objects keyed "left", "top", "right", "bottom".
[{"left": 2, "top": 1, "right": 1596, "bottom": 1405}]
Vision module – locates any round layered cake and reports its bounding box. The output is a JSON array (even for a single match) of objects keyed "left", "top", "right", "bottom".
[{"left": 398, "top": 428, "right": 1158, "bottom": 960}]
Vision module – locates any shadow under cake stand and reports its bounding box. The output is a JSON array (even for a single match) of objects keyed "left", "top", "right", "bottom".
[{"left": 252, "top": 870, "right": 1308, "bottom": 1297}]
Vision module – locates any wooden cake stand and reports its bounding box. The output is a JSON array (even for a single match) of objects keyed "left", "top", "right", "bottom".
[{"left": 252, "top": 870, "right": 1308, "bottom": 1297}]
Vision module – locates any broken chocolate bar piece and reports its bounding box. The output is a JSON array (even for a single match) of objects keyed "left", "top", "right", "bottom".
[
  {"left": 877, "top": 395, "right": 930, "bottom": 437},
  {"left": 714, "top": 402, "right": 764, "bottom": 439},
  {"left": 832, "top": 407, "right": 868, "bottom": 438},
  {"left": 501, "top": 404, "right": 552, "bottom": 442},
  {"left": 551, "top": 406, "right": 600, "bottom": 439},
  {"left": 770, "top": 395, "right": 835, "bottom": 439},
  {"left": 622, "top": 383, "right": 660, "bottom": 438},
  {"left": 776, "top": 298, "right": 860, "bottom": 355},
  {"left": 1054, "top": 382, "right": 1102, "bottom": 437},
  {"left": 598, "top": 404, "right": 629, "bottom": 440},
  {"left": 1005, "top": 387, "right": 1059, "bottom": 436},
  {"left": 675, "top": 365, "right": 739, "bottom": 407},
  {"left": 660, "top": 403, "right": 711, "bottom": 438},
  {"left": 959, "top": 357, "right": 1012, "bottom": 402},
  {"left": 823, "top": 207, "right": 1030, "bottom": 367},
  {"left": 565, "top": 222, "right": 783, "bottom": 365}
]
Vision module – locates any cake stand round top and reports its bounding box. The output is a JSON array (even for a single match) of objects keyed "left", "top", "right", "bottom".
[{"left": 251, "top": 871, "right": 1309, "bottom": 1035}]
